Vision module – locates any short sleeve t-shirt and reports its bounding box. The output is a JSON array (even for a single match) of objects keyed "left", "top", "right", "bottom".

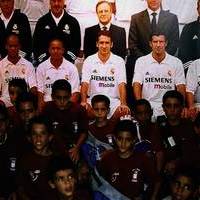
[
  {"left": 36, "top": 58, "right": 80, "bottom": 102},
  {"left": 133, "top": 53, "right": 185, "bottom": 116},
  {"left": 82, "top": 53, "right": 126, "bottom": 100},
  {"left": 186, "top": 59, "right": 200, "bottom": 105}
]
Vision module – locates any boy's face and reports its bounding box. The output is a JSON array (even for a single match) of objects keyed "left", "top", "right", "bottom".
[
  {"left": 30, "top": 123, "right": 52, "bottom": 154},
  {"left": 115, "top": 131, "right": 135, "bottom": 158},
  {"left": 93, "top": 101, "right": 109, "bottom": 122},
  {"left": 19, "top": 101, "right": 36, "bottom": 125},
  {"left": 52, "top": 90, "right": 71, "bottom": 110},
  {"left": 9, "top": 86, "right": 22, "bottom": 105},
  {"left": 134, "top": 104, "right": 152, "bottom": 125},
  {"left": 171, "top": 175, "right": 194, "bottom": 200},
  {"left": 163, "top": 98, "right": 183, "bottom": 121},
  {"left": 52, "top": 169, "right": 76, "bottom": 198}
]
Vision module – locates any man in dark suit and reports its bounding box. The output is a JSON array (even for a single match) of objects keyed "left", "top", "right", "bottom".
[
  {"left": 128, "top": 0, "right": 179, "bottom": 60},
  {"left": 84, "top": 0, "right": 126, "bottom": 59},
  {"left": 178, "top": 0, "right": 200, "bottom": 66}
]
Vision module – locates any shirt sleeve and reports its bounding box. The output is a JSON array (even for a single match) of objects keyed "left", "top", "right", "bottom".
[
  {"left": 27, "top": 63, "right": 37, "bottom": 89},
  {"left": 186, "top": 61, "right": 198, "bottom": 94},
  {"left": 81, "top": 58, "right": 91, "bottom": 84},
  {"left": 132, "top": 57, "right": 144, "bottom": 84},
  {"left": 116, "top": 58, "right": 127, "bottom": 84},
  {"left": 69, "top": 64, "right": 80, "bottom": 93},
  {"left": 174, "top": 59, "right": 186, "bottom": 86},
  {"left": 36, "top": 65, "right": 45, "bottom": 93}
]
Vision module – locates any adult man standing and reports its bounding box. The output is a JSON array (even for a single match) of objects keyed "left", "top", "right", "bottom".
[
  {"left": 36, "top": 38, "right": 80, "bottom": 111},
  {"left": 84, "top": 0, "right": 126, "bottom": 59},
  {"left": 81, "top": 30, "right": 129, "bottom": 119},
  {"left": 0, "top": 0, "right": 32, "bottom": 60},
  {"left": 33, "top": 0, "right": 81, "bottom": 64},
  {"left": 132, "top": 33, "right": 185, "bottom": 118},
  {"left": 128, "top": 0, "right": 179, "bottom": 60},
  {"left": 178, "top": 0, "right": 200, "bottom": 66},
  {"left": 0, "top": 34, "right": 36, "bottom": 107}
]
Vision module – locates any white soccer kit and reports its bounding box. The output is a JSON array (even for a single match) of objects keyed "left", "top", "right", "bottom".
[
  {"left": 133, "top": 53, "right": 185, "bottom": 117},
  {"left": 36, "top": 58, "right": 80, "bottom": 102},
  {"left": 82, "top": 53, "right": 126, "bottom": 117}
]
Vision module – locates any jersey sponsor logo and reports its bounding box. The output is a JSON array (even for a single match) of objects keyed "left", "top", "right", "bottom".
[
  {"left": 45, "top": 25, "right": 50, "bottom": 29},
  {"left": 111, "top": 172, "right": 119, "bottom": 183},
  {"left": 5, "top": 77, "right": 25, "bottom": 84},
  {"left": 29, "top": 170, "right": 41, "bottom": 182},
  {"left": 21, "top": 68, "right": 26, "bottom": 74},
  {"left": 92, "top": 69, "right": 98, "bottom": 73},
  {"left": 65, "top": 75, "right": 69, "bottom": 80},
  {"left": 12, "top": 24, "right": 19, "bottom": 34},
  {"left": 63, "top": 24, "right": 70, "bottom": 34},
  {"left": 91, "top": 75, "right": 114, "bottom": 82},
  {"left": 145, "top": 72, "right": 150, "bottom": 75},
  {"left": 46, "top": 76, "right": 50, "bottom": 80},
  {"left": 45, "top": 83, "right": 53, "bottom": 89},
  {"left": 99, "top": 82, "right": 115, "bottom": 87},
  {"left": 168, "top": 70, "right": 172, "bottom": 76},
  {"left": 131, "top": 168, "right": 141, "bottom": 183},
  {"left": 145, "top": 77, "right": 172, "bottom": 84},
  {"left": 154, "top": 84, "right": 172, "bottom": 89}
]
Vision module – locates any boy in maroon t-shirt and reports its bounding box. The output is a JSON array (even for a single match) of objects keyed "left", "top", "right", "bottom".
[
  {"left": 15, "top": 116, "right": 55, "bottom": 200},
  {"left": 42, "top": 79, "right": 88, "bottom": 163},
  {"left": 48, "top": 156, "right": 92, "bottom": 200},
  {"left": 132, "top": 99, "right": 165, "bottom": 173},
  {"left": 89, "top": 94, "right": 117, "bottom": 145},
  {"left": 97, "top": 120, "right": 160, "bottom": 200}
]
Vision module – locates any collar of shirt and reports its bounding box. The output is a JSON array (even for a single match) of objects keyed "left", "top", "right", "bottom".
[
  {"left": 5, "top": 56, "right": 24, "bottom": 66},
  {"left": 147, "top": 7, "right": 160, "bottom": 23},
  {"left": 99, "top": 22, "right": 111, "bottom": 30},
  {"left": 51, "top": 10, "right": 64, "bottom": 26},
  {"left": 149, "top": 52, "right": 169, "bottom": 64},
  {"left": 0, "top": 10, "right": 14, "bottom": 28},
  {"left": 47, "top": 58, "right": 65, "bottom": 70},
  {"left": 95, "top": 52, "right": 113, "bottom": 64}
]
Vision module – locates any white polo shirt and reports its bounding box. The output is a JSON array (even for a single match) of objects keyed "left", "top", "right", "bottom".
[
  {"left": 0, "top": 56, "right": 36, "bottom": 97},
  {"left": 186, "top": 59, "right": 200, "bottom": 106},
  {"left": 133, "top": 53, "right": 185, "bottom": 117},
  {"left": 36, "top": 58, "right": 80, "bottom": 102},
  {"left": 82, "top": 53, "right": 126, "bottom": 99}
]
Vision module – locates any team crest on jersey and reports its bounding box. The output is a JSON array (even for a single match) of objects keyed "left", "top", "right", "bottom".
[
  {"left": 63, "top": 24, "right": 70, "bottom": 34},
  {"left": 12, "top": 24, "right": 19, "bottom": 34},
  {"left": 111, "top": 172, "right": 119, "bottom": 183},
  {"left": 131, "top": 168, "right": 141, "bottom": 183},
  {"left": 110, "top": 68, "right": 115, "bottom": 75},
  {"left": 21, "top": 68, "right": 26, "bottom": 74},
  {"left": 46, "top": 76, "right": 50, "bottom": 80},
  {"left": 65, "top": 75, "right": 69, "bottom": 80},
  {"left": 29, "top": 170, "right": 41, "bottom": 182},
  {"left": 92, "top": 69, "right": 97, "bottom": 73},
  {"left": 168, "top": 70, "right": 172, "bottom": 76},
  {"left": 45, "top": 25, "right": 50, "bottom": 29}
]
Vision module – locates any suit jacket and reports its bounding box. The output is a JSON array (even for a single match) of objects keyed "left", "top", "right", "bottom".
[
  {"left": 0, "top": 9, "right": 32, "bottom": 60},
  {"left": 84, "top": 24, "right": 126, "bottom": 59},
  {"left": 128, "top": 9, "right": 179, "bottom": 60},
  {"left": 178, "top": 19, "right": 200, "bottom": 64}
]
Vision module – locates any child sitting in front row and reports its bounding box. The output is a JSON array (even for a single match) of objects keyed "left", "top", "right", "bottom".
[{"left": 97, "top": 120, "right": 160, "bottom": 200}]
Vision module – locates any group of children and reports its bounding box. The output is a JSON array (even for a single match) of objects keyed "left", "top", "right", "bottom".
[{"left": 0, "top": 77, "right": 200, "bottom": 200}]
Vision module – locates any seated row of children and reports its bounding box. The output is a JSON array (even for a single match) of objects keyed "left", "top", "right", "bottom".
[{"left": 0, "top": 78, "right": 200, "bottom": 200}]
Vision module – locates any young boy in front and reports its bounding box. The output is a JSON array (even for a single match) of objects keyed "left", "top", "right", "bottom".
[
  {"left": 132, "top": 99, "right": 164, "bottom": 172},
  {"left": 42, "top": 79, "right": 88, "bottom": 162},
  {"left": 97, "top": 120, "right": 160, "bottom": 200},
  {"left": 15, "top": 116, "right": 54, "bottom": 200},
  {"left": 48, "top": 156, "right": 92, "bottom": 200}
]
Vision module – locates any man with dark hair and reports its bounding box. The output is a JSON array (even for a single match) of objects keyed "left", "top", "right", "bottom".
[
  {"left": 33, "top": 0, "right": 81, "bottom": 64},
  {"left": 132, "top": 33, "right": 185, "bottom": 118},
  {"left": 36, "top": 38, "right": 80, "bottom": 111},
  {"left": 0, "top": 0, "right": 32, "bottom": 60},
  {"left": 81, "top": 30, "right": 129, "bottom": 120},
  {"left": 84, "top": 0, "right": 126, "bottom": 59}
]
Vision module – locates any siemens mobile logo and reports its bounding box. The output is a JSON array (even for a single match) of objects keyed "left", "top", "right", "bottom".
[
  {"left": 145, "top": 77, "right": 172, "bottom": 84},
  {"left": 91, "top": 75, "right": 114, "bottom": 82}
]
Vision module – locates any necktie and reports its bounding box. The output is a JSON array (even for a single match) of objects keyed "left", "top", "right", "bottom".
[
  {"left": 151, "top": 12, "right": 157, "bottom": 33},
  {"left": 102, "top": 26, "right": 107, "bottom": 31}
]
